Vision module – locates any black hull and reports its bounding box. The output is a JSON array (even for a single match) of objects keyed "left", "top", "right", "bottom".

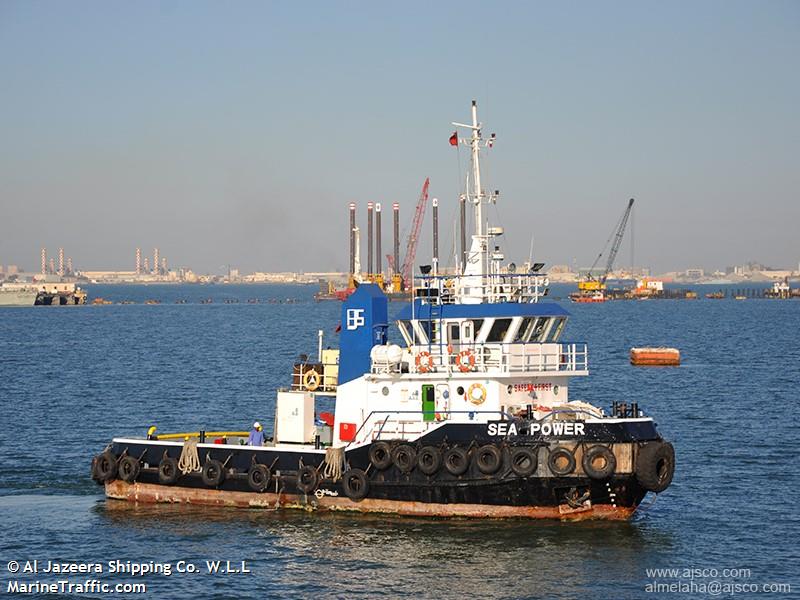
[{"left": 94, "top": 420, "right": 671, "bottom": 520}]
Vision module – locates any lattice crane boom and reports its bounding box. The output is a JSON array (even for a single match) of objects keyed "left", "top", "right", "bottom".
[
  {"left": 601, "top": 198, "right": 634, "bottom": 284},
  {"left": 400, "top": 177, "right": 430, "bottom": 289}
]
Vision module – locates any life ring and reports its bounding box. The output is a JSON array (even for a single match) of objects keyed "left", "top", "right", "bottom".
[
  {"left": 635, "top": 441, "right": 675, "bottom": 492},
  {"left": 342, "top": 468, "right": 369, "bottom": 501},
  {"left": 303, "top": 369, "right": 320, "bottom": 391},
  {"left": 582, "top": 445, "right": 617, "bottom": 480},
  {"left": 415, "top": 351, "right": 434, "bottom": 373},
  {"left": 467, "top": 382, "right": 487, "bottom": 405},
  {"left": 456, "top": 349, "right": 476, "bottom": 372}
]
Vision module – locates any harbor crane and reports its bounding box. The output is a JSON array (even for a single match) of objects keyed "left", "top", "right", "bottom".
[
  {"left": 386, "top": 177, "right": 430, "bottom": 291},
  {"left": 578, "top": 198, "right": 635, "bottom": 294}
]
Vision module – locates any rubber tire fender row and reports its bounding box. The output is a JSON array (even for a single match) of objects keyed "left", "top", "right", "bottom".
[
  {"left": 509, "top": 447, "right": 538, "bottom": 477},
  {"left": 417, "top": 446, "right": 442, "bottom": 476},
  {"left": 443, "top": 446, "right": 469, "bottom": 476},
  {"left": 393, "top": 444, "right": 417, "bottom": 474},
  {"left": 635, "top": 441, "right": 675, "bottom": 493},
  {"left": 582, "top": 445, "right": 617, "bottom": 480},
  {"left": 119, "top": 456, "right": 141, "bottom": 483},
  {"left": 342, "top": 468, "right": 369, "bottom": 501},
  {"left": 202, "top": 459, "right": 225, "bottom": 487},
  {"left": 297, "top": 465, "right": 319, "bottom": 494},
  {"left": 368, "top": 441, "right": 393, "bottom": 470},
  {"left": 158, "top": 457, "right": 180, "bottom": 485},
  {"left": 92, "top": 451, "right": 118, "bottom": 482},
  {"left": 248, "top": 464, "right": 272, "bottom": 493},
  {"left": 475, "top": 444, "right": 502, "bottom": 475},
  {"left": 548, "top": 446, "right": 576, "bottom": 476}
]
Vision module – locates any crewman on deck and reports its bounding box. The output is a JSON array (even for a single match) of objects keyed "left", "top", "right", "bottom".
[{"left": 248, "top": 422, "right": 265, "bottom": 446}]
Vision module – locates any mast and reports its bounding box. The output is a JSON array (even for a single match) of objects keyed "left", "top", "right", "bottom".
[
  {"left": 470, "top": 101, "right": 483, "bottom": 237},
  {"left": 453, "top": 100, "right": 495, "bottom": 281}
]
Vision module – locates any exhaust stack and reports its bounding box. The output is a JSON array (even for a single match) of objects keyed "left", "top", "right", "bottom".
[
  {"left": 367, "top": 202, "right": 374, "bottom": 277},
  {"left": 349, "top": 202, "right": 356, "bottom": 279},
  {"left": 432, "top": 197, "right": 439, "bottom": 275},
  {"left": 375, "top": 203, "right": 382, "bottom": 279},
  {"left": 393, "top": 203, "right": 400, "bottom": 276}
]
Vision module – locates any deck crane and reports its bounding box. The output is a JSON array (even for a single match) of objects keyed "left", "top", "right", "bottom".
[
  {"left": 386, "top": 177, "right": 430, "bottom": 291},
  {"left": 577, "top": 198, "right": 635, "bottom": 296}
]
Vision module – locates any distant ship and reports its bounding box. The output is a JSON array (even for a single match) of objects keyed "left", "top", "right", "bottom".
[{"left": 0, "top": 284, "right": 38, "bottom": 307}]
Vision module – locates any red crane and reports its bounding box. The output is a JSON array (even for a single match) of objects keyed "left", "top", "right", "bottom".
[{"left": 400, "top": 177, "right": 430, "bottom": 290}]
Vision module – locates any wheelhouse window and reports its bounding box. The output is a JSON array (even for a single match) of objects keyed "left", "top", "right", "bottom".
[
  {"left": 546, "top": 317, "right": 566, "bottom": 342},
  {"left": 419, "top": 320, "right": 439, "bottom": 343},
  {"left": 397, "top": 320, "right": 413, "bottom": 346},
  {"left": 514, "top": 317, "right": 534, "bottom": 342},
  {"left": 529, "top": 318, "right": 549, "bottom": 342},
  {"left": 472, "top": 319, "right": 484, "bottom": 339},
  {"left": 486, "top": 318, "right": 512, "bottom": 342}
]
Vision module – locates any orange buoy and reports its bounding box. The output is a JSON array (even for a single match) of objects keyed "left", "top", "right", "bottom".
[{"left": 630, "top": 347, "right": 680, "bottom": 366}]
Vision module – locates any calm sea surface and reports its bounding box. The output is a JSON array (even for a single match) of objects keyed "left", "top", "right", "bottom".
[{"left": 1, "top": 283, "right": 798, "bottom": 599}]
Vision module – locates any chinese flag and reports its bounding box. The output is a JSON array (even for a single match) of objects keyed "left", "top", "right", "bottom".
[{"left": 449, "top": 131, "right": 458, "bottom": 146}]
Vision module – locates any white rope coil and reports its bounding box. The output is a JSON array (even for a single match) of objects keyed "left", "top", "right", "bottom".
[
  {"left": 322, "top": 446, "right": 345, "bottom": 482},
  {"left": 178, "top": 438, "right": 201, "bottom": 474}
]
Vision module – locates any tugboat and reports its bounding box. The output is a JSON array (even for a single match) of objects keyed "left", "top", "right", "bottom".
[{"left": 91, "top": 101, "right": 675, "bottom": 520}]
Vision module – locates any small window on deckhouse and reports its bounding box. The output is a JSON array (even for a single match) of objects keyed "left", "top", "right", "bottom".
[{"left": 448, "top": 322, "right": 460, "bottom": 343}]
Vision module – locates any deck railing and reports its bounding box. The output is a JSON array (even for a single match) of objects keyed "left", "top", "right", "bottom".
[
  {"left": 414, "top": 273, "right": 550, "bottom": 305},
  {"left": 371, "top": 342, "right": 588, "bottom": 376},
  {"left": 291, "top": 361, "right": 339, "bottom": 394},
  {"left": 348, "top": 409, "right": 513, "bottom": 446}
]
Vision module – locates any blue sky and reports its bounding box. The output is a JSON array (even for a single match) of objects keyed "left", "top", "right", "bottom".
[{"left": 1, "top": 1, "right": 798, "bottom": 274}]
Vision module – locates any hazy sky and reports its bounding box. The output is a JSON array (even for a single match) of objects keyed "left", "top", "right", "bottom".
[{"left": 1, "top": 1, "right": 798, "bottom": 275}]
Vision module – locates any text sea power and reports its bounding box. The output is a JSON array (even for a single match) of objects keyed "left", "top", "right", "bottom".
[{"left": 487, "top": 421, "right": 586, "bottom": 436}]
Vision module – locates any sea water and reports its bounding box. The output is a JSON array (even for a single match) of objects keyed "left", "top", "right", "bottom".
[{"left": 1, "top": 284, "right": 798, "bottom": 599}]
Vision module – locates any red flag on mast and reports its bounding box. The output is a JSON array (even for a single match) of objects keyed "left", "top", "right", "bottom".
[{"left": 449, "top": 131, "right": 458, "bottom": 146}]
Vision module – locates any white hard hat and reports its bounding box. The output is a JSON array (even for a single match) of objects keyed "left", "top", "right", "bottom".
[{"left": 253, "top": 421, "right": 261, "bottom": 429}]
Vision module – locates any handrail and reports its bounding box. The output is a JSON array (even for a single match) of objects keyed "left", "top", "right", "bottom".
[
  {"left": 346, "top": 409, "right": 514, "bottom": 447},
  {"left": 371, "top": 341, "right": 588, "bottom": 375},
  {"left": 413, "top": 272, "right": 550, "bottom": 305},
  {"left": 151, "top": 431, "right": 250, "bottom": 440}
]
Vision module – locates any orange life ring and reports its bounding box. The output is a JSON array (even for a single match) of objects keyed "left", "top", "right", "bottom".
[
  {"left": 456, "top": 349, "right": 476, "bottom": 372},
  {"left": 415, "top": 351, "right": 434, "bottom": 373}
]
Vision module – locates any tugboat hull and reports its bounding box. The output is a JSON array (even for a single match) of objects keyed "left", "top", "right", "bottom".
[
  {"left": 105, "top": 480, "right": 638, "bottom": 521},
  {"left": 95, "top": 422, "right": 671, "bottom": 521}
]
